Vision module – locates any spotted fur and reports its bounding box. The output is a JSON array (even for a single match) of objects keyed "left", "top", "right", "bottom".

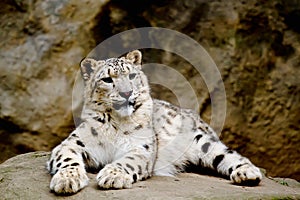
[{"left": 47, "top": 50, "right": 262, "bottom": 194}]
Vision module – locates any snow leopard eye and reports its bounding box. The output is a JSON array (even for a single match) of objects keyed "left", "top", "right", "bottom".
[
  {"left": 129, "top": 73, "right": 136, "bottom": 80},
  {"left": 101, "top": 77, "right": 113, "bottom": 83}
]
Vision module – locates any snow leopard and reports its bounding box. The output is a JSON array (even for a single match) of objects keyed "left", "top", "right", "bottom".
[{"left": 47, "top": 50, "right": 262, "bottom": 194}]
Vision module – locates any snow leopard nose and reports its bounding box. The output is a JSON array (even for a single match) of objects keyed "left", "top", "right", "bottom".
[{"left": 119, "top": 91, "right": 132, "bottom": 100}]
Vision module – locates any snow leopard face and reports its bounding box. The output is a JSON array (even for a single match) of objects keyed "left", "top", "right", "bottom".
[{"left": 80, "top": 50, "right": 150, "bottom": 117}]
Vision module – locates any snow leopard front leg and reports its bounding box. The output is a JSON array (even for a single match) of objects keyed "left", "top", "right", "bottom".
[
  {"left": 47, "top": 130, "right": 89, "bottom": 194},
  {"left": 97, "top": 149, "right": 154, "bottom": 189},
  {"left": 97, "top": 132, "right": 156, "bottom": 189},
  {"left": 189, "top": 123, "right": 262, "bottom": 185}
]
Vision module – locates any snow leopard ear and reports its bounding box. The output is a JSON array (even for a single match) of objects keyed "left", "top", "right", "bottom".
[
  {"left": 80, "top": 58, "right": 104, "bottom": 81},
  {"left": 126, "top": 50, "right": 142, "bottom": 65}
]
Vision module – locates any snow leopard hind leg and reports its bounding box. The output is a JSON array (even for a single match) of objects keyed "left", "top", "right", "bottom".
[
  {"left": 187, "top": 128, "right": 262, "bottom": 186},
  {"left": 153, "top": 104, "right": 262, "bottom": 186}
]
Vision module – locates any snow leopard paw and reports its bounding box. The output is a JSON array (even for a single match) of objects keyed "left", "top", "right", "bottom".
[
  {"left": 50, "top": 167, "right": 89, "bottom": 194},
  {"left": 97, "top": 164, "right": 133, "bottom": 189},
  {"left": 230, "top": 163, "right": 262, "bottom": 186}
]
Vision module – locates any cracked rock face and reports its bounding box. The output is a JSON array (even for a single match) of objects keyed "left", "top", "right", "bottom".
[
  {"left": 0, "top": 0, "right": 108, "bottom": 154},
  {"left": 0, "top": 0, "right": 299, "bottom": 181}
]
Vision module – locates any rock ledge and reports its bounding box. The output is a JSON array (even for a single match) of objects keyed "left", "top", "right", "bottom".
[{"left": 0, "top": 152, "right": 299, "bottom": 200}]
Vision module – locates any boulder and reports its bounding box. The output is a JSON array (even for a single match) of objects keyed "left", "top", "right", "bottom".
[{"left": 0, "top": 152, "right": 299, "bottom": 200}]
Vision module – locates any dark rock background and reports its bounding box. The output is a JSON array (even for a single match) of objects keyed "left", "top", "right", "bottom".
[{"left": 0, "top": 0, "right": 299, "bottom": 181}]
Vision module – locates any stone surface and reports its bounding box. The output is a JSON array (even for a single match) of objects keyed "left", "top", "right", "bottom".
[{"left": 0, "top": 152, "right": 299, "bottom": 200}]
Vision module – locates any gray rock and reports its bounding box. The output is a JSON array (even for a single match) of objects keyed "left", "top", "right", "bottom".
[
  {"left": 0, "top": 152, "right": 299, "bottom": 200},
  {"left": 0, "top": 0, "right": 108, "bottom": 150}
]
